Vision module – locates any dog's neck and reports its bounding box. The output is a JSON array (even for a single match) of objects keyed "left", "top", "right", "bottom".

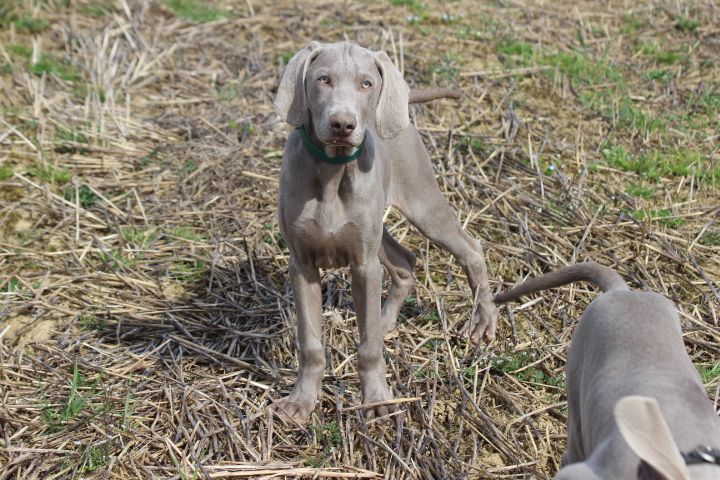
[{"left": 302, "top": 121, "right": 369, "bottom": 203}]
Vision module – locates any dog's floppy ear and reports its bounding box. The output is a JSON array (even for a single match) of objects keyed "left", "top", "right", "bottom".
[
  {"left": 614, "top": 396, "right": 690, "bottom": 480},
  {"left": 274, "top": 41, "right": 323, "bottom": 126},
  {"left": 555, "top": 462, "right": 602, "bottom": 480},
  {"left": 373, "top": 51, "right": 409, "bottom": 139}
]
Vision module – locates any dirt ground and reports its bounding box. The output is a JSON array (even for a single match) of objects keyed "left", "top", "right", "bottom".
[{"left": 1, "top": 0, "right": 719, "bottom": 478}]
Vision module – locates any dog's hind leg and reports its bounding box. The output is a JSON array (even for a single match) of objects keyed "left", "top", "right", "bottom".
[{"left": 378, "top": 226, "right": 416, "bottom": 334}]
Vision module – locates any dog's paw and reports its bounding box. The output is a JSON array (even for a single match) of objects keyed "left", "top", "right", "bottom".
[
  {"left": 461, "top": 298, "right": 499, "bottom": 344},
  {"left": 272, "top": 395, "right": 315, "bottom": 425},
  {"left": 361, "top": 384, "right": 397, "bottom": 423}
]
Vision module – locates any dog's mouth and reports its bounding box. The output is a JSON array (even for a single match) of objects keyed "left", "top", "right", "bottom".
[
  {"left": 318, "top": 129, "right": 365, "bottom": 149},
  {"left": 325, "top": 138, "right": 357, "bottom": 148}
]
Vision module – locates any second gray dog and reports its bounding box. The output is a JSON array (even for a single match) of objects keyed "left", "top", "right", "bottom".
[
  {"left": 272, "top": 41, "right": 498, "bottom": 424},
  {"left": 495, "top": 262, "right": 720, "bottom": 479}
]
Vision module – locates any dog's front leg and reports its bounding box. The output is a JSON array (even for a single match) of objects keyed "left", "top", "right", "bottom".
[
  {"left": 273, "top": 258, "right": 325, "bottom": 425},
  {"left": 351, "top": 257, "right": 394, "bottom": 420}
]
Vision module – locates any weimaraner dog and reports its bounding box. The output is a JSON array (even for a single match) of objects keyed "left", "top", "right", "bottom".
[
  {"left": 495, "top": 263, "right": 720, "bottom": 479},
  {"left": 272, "top": 41, "right": 498, "bottom": 423}
]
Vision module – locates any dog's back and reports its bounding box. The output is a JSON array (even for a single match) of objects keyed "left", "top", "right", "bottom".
[{"left": 495, "top": 264, "right": 720, "bottom": 479}]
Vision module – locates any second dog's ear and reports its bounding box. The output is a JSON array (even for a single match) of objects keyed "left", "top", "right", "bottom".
[
  {"left": 274, "top": 41, "right": 323, "bottom": 126},
  {"left": 373, "top": 51, "right": 409, "bottom": 139},
  {"left": 615, "top": 396, "right": 690, "bottom": 480}
]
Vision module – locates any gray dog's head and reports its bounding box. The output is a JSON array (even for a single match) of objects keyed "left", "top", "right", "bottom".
[{"left": 274, "top": 41, "right": 409, "bottom": 153}]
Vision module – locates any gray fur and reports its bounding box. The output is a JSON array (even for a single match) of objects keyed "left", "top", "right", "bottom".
[
  {"left": 495, "top": 262, "right": 720, "bottom": 479},
  {"left": 273, "top": 41, "right": 498, "bottom": 424}
]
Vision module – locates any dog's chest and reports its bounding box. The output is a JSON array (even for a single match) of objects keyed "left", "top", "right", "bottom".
[
  {"left": 290, "top": 197, "right": 376, "bottom": 268},
  {"left": 280, "top": 156, "right": 384, "bottom": 268}
]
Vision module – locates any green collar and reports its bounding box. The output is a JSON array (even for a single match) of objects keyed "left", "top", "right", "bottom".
[{"left": 297, "top": 125, "right": 365, "bottom": 165}]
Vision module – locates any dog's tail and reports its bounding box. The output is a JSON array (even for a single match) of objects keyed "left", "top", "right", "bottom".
[
  {"left": 409, "top": 88, "right": 461, "bottom": 104},
  {"left": 494, "top": 262, "right": 629, "bottom": 304}
]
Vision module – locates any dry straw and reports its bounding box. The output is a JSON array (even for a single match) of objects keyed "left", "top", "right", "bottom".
[{"left": 1, "top": 0, "right": 718, "bottom": 479}]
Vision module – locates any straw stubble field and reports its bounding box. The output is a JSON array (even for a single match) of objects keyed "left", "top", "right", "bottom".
[{"left": 1, "top": 0, "right": 719, "bottom": 478}]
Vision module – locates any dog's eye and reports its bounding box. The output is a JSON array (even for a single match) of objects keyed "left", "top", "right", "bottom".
[
  {"left": 318, "top": 75, "right": 330, "bottom": 84},
  {"left": 361, "top": 80, "right": 373, "bottom": 89}
]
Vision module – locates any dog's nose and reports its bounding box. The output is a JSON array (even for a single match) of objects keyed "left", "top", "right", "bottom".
[{"left": 330, "top": 113, "right": 357, "bottom": 137}]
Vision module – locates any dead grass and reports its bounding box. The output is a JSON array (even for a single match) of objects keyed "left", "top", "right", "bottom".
[{"left": 1, "top": 0, "right": 719, "bottom": 478}]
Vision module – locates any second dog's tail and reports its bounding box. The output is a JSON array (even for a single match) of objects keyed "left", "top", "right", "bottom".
[
  {"left": 409, "top": 88, "right": 461, "bottom": 103},
  {"left": 494, "top": 262, "right": 629, "bottom": 304}
]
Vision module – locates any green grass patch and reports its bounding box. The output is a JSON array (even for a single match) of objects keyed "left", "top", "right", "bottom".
[
  {"left": 27, "top": 164, "right": 71, "bottom": 184},
  {"left": 645, "top": 69, "right": 671, "bottom": 83},
  {"left": 139, "top": 148, "right": 160, "bottom": 167},
  {"left": 8, "top": 44, "right": 80, "bottom": 82},
  {"left": 630, "top": 208, "right": 684, "bottom": 228},
  {"left": 456, "top": 135, "right": 486, "bottom": 155},
  {"left": 305, "top": 421, "right": 343, "bottom": 468},
  {"left": 620, "top": 14, "right": 646, "bottom": 34},
  {"left": 697, "top": 363, "right": 720, "bottom": 383},
  {"left": 0, "top": 164, "right": 13, "bottom": 180},
  {"left": 121, "top": 226, "right": 159, "bottom": 246},
  {"left": 277, "top": 51, "right": 294, "bottom": 66},
  {"left": 655, "top": 50, "right": 681, "bottom": 65},
  {"left": 389, "top": 0, "right": 427, "bottom": 16},
  {"left": 55, "top": 125, "right": 89, "bottom": 144},
  {"left": 79, "top": 314, "right": 106, "bottom": 331},
  {"left": 700, "top": 232, "right": 720, "bottom": 247},
  {"left": 491, "top": 351, "right": 564, "bottom": 388},
  {"left": 216, "top": 84, "right": 239, "bottom": 101},
  {"left": 496, "top": 38, "right": 623, "bottom": 88},
  {"left": 184, "top": 158, "right": 199, "bottom": 174},
  {"left": 165, "top": 0, "right": 229, "bottom": 22},
  {"left": 615, "top": 97, "right": 666, "bottom": 134},
  {"left": 689, "top": 92, "right": 720, "bottom": 115},
  {"left": 172, "top": 260, "right": 206, "bottom": 282},
  {"left": 4, "top": 277, "right": 21, "bottom": 292},
  {"left": 420, "top": 308, "right": 439, "bottom": 323},
  {"left": 8, "top": 43, "right": 33, "bottom": 58},
  {"left": 625, "top": 183, "right": 654, "bottom": 198},
  {"left": 99, "top": 250, "right": 137, "bottom": 271},
  {"left": 168, "top": 226, "right": 207, "bottom": 241},
  {"left": 496, "top": 38, "right": 535, "bottom": 66},
  {"left": 675, "top": 16, "right": 700, "bottom": 33},
  {"left": 13, "top": 16, "right": 50, "bottom": 32},
  {"left": 431, "top": 52, "right": 461, "bottom": 81},
  {"left": 543, "top": 50, "right": 622, "bottom": 87},
  {"left": 602, "top": 145, "right": 707, "bottom": 182},
  {"left": 43, "top": 363, "right": 90, "bottom": 432},
  {"left": 63, "top": 184, "right": 99, "bottom": 208},
  {"left": 79, "top": 444, "right": 111, "bottom": 473},
  {"left": 121, "top": 381, "right": 134, "bottom": 430},
  {"left": 638, "top": 41, "right": 660, "bottom": 56},
  {"left": 79, "top": 3, "right": 115, "bottom": 17}
]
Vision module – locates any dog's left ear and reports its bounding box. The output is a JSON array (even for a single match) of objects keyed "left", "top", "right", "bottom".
[
  {"left": 274, "top": 41, "right": 323, "bottom": 126},
  {"left": 373, "top": 51, "right": 409, "bottom": 139},
  {"left": 614, "top": 396, "right": 690, "bottom": 480}
]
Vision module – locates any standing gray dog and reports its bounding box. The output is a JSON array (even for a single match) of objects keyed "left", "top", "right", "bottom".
[
  {"left": 273, "top": 41, "right": 498, "bottom": 424},
  {"left": 495, "top": 263, "right": 720, "bottom": 479}
]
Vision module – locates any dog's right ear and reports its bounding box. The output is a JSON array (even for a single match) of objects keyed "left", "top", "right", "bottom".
[
  {"left": 373, "top": 50, "right": 409, "bottom": 139},
  {"left": 274, "top": 41, "right": 323, "bottom": 127},
  {"left": 614, "top": 396, "right": 690, "bottom": 480}
]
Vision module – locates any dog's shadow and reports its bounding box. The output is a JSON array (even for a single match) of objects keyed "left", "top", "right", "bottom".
[{"left": 81, "top": 255, "right": 291, "bottom": 382}]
